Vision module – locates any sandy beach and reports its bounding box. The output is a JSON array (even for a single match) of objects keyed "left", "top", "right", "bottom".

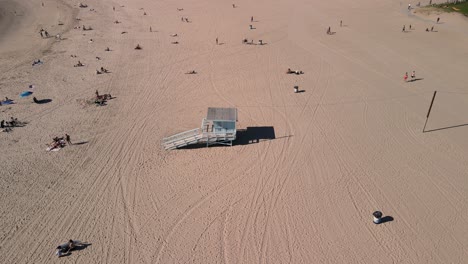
[{"left": 1, "top": 0, "right": 467, "bottom": 263}]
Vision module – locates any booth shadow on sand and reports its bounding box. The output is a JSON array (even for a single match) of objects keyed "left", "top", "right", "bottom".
[
  {"left": 235, "top": 126, "right": 276, "bottom": 145},
  {"left": 181, "top": 126, "right": 280, "bottom": 149}
]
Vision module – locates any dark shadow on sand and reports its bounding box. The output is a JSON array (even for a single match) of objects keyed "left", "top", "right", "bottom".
[
  {"left": 379, "top": 216, "right": 394, "bottom": 224},
  {"left": 234, "top": 126, "right": 276, "bottom": 145},
  {"left": 73, "top": 141, "right": 89, "bottom": 145},
  {"left": 407, "top": 78, "right": 424, "bottom": 82},
  {"left": 72, "top": 243, "right": 91, "bottom": 251},
  {"left": 424, "top": 123, "right": 468, "bottom": 133},
  {"left": 34, "top": 99, "right": 52, "bottom": 104}
]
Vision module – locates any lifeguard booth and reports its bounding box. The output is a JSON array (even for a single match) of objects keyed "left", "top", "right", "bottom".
[{"left": 162, "top": 107, "right": 238, "bottom": 150}]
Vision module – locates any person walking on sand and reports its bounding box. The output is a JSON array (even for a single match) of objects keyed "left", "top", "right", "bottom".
[
  {"left": 437, "top": 17, "right": 440, "bottom": 23},
  {"left": 431, "top": 26, "right": 434, "bottom": 32},
  {"left": 411, "top": 71, "right": 415, "bottom": 80},
  {"left": 150, "top": 26, "right": 152, "bottom": 32},
  {"left": 409, "top": 24, "right": 412, "bottom": 30},
  {"left": 408, "top": 3, "right": 411, "bottom": 10},
  {"left": 404, "top": 72, "right": 408, "bottom": 82},
  {"left": 402, "top": 25, "right": 405, "bottom": 32},
  {"left": 216, "top": 37, "right": 218, "bottom": 45},
  {"left": 113, "top": 6, "right": 115, "bottom": 11},
  {"left": 340, "top": 20, "right": 342, "bottom": 27},
  {"left": 65, "top": 134, "right": 72, "bottom": 145},
  {"left": 327, "top": 27, "right": 331, "bottom": 34},
  {"left": 251, "top": 16, "right": 253, "bottom": 22}
]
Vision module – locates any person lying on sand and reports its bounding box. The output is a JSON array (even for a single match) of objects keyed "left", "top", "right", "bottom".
[
  {"left": 135, "top": 44, "right": 142, "bottom": 50},
  {"left": 171, "top": 41, "right": 179, "bottom": 44},
  {"left": 48, "top": 138, "right": 65, "bottom": 150},
  {"left": 74, "top": 61, "right": 84, "bottom": 67},
  {"left": 105, "top": 47, "right": 111, "bottom": 51},
  {"left": 6, "top": 117, "right": 18, "bottom": 127},
  {"left": 95, "top": 98, "right": 106, "bottom": 106},
  {"left": 185, "top": 70, "right": 197, "bottom": 74},
  {"left": 53, "top": 136, "right": 64, "bottom": 143},
  {"left": 0, "top": 118, "right": 17, "bottom": 129},
  {"left": 56, "top": 240, "right": 84, "bottom": 257},
  {"left": 95, "top": 90, "right": 112, "bottom": 100},
  {"left": 96, "top": 70, "right": 102, "bottom": 74},
  {"left": 32, "top": 59, "right": 43, "bottom": 66},
  {"left": 100, "top": 67, "right": 109, "bottom": 73},
  {"left": 170, "top": 33, "right": 178, "bottom": 37},
  {"left": 286, "top": 68, "right": 304, "bottom": 75}
]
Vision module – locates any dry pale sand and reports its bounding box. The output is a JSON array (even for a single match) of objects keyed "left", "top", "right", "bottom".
[{"left": 0, "top": 0, "right": 467, "bottom": 263}]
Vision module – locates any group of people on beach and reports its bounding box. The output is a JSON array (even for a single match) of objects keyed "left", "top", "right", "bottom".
[
  {"left": 39, "top": 28, "right": 50, "bottom": 38},
  {"left": 1, "top": 117, "right": 19, "bottom": 129},
  {"left": 47, "top": 134, "right": 72, "bottom": 150},
  {"left": 403, "top": 71, "right": 417, "bottom": 82},
  {"left": 95, "top": 90, "right": 112, "bottom": 105}
]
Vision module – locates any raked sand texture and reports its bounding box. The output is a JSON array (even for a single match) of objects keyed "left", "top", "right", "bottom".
[{"left": 0, "top": 0, "right": 467, "bottom": 263}]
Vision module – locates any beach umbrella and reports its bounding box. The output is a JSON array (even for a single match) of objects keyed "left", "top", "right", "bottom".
[{"left": 20, "top": 91, "right": 33, "bottom": 98}]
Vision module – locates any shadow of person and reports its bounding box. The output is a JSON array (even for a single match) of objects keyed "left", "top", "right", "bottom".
[
  {"left": 71, "top": 243, "right": 92, "bottom": 252},
  {"left": 73, "top": 141, "right": 89, "bottom": 145}
]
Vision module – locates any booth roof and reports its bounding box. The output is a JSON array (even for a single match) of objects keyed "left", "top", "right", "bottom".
[{"left": 206, "top": 107, "right": 237, "bottom": 121}]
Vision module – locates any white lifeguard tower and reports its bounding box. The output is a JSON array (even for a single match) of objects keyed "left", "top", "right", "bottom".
[{"left": 162, "top": 107, "right": 238, "bottom": 150}]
